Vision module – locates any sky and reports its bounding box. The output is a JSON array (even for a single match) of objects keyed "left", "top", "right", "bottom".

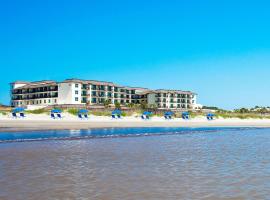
[{"left": 0, "top": 0, "right": 270, "bottom": 109}]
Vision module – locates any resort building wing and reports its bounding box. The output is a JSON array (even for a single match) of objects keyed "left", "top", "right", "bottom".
[{"left": 10, "top": 79, "right": 198, "bottom": 110}]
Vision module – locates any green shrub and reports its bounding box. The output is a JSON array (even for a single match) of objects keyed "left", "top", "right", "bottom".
[
  {"left": 67, "top": 108, "right": 78, "bottom": 116},
  {"left": 91, "top": 111, "right": 111, "bottom": 116},
  {"left": 0, "top": 111, "right": 7, "bottom": 115},
  {"left": 26, "top": 109, "right": 47, "bottom": 114}
]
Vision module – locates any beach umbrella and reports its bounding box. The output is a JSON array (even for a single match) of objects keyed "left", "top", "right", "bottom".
[
  {"left": 164, "top": 111, "right": 174, "bottom": 116},
  {"left": 207, "top": 113, "right": 215, "bottom": 117},
  {"left": 112, "top": 109, "right": 122, "bottom": 115},
  {"left": 143, "top": 111, "right": 152, "bottom": 116},
  {"left": 78, "top": 109, "right": 89, "bottom": 114},
  {"left": 12, "top": 107, "right": 25, "bottom": 113},
  {"left": 182, "top": 112, "right": 189, "bottom": 116},
  {"left": 182, "top": 112, "right": 190, "bottom": 119},
  {"left": 51, "top": 109, "right": 62, "bottom": 113}
]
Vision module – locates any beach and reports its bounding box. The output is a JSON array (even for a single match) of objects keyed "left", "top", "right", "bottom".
[{"left": 1, "top": 113, "right": 270, "bottom": 132}]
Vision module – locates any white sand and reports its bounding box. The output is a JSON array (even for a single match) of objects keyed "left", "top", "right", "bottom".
[{"left": 0, "top": 113, "right": 270, "bottom": 132}]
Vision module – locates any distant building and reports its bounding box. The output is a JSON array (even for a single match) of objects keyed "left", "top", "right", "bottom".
[{"left": 10, "top": 79, "right": 198, "bottom": 110}]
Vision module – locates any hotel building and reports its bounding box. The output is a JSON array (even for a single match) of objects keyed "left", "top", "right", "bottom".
[{"left": 10, "top": 79, "right": 198, "bottom": 110}]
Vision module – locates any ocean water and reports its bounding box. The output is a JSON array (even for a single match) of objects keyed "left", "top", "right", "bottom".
[{"left": 0, "top": 127, "right": 270, "bottom": 200}]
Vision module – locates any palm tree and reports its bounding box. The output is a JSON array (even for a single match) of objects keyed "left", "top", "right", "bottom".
[
  {"left": 114, "top": 102, "right": 121, "bottom": 109},
  {"left": 104, "top": 99, "right": 111, "bottom": 108},
  {"left": 140, "top": 102, "right": 148, "bottom": 109},
  {"left": 127, "top": 103, "right": 134, "bottom": 108}
]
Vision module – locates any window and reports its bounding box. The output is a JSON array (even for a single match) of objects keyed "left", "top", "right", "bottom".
[
  {"left": 75, "top": 90, "right": 78, "bottom": 95},
  {"left": 54, "top": 99, "right": 57, "bottom": 103},
  {"left": 75, "top": 84, "right": 79, "bottom": 88},
  {"left": 82, "top": 97, "right": 87, "bottom": 103},
  {"left": 75, "top": 97, "right": 79, "bottom": 101},
  {"left": 44, "top": 100, "right": 46, "bottom": 103},
  {"left": 48, "top": 99, "right": 51, "bottom": 103}
]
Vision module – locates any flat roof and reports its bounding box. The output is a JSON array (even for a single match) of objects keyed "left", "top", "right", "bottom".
[{"left": 11, "top": 79, "right": 196, "bottom": 94}]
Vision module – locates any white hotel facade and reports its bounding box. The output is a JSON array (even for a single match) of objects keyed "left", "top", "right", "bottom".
[{"left": 10, "top": 79, "right": 199, "bottom": 110}]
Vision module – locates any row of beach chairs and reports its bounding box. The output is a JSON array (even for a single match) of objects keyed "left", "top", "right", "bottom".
[
  {"left": 10, "top": 108, "right": 215, "bottom": 120},
  {"left": 50, "top": 113, "right": 63, "bottom": 119},
  {"left": 112, "top": 114, "right": 121, "bottom": 119},
  {"left": 12, "top": 112, "right": 26, "bottom": 118}
]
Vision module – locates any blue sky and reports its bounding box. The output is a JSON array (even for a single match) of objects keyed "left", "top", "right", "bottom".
[{"left": 1, "top": 0, "right": 270, "bottom": 109}]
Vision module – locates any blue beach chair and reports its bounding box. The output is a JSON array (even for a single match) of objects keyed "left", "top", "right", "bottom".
[
  {"left": 20, "top": 112, "right": 25, "bottom": 118},
  {"left": 51, "top": 113, "right": 55, "bottom": 119},
  {"left": 142, "top": 111, "right": 152, "bottom": 120},
  {"left": 112, "top": 110, "right": 122, "bottom": 119},
  {"left": 164, "top": 111, "right": 174, "bottom": 120},
  {"left": 182, "top": 112, "right": 190, "bottom": 120},
  {"left": 12, "top": 112, "right": 17, "bottom": 118},
  {"left": 78, "top": 109, "right": 89, "bottom": 120},
  {"left": 78, "top": 113, "right": 83, "bottom": 120},
  {"left": 206, "top": 113, "right": 215, "bottom": 120}
]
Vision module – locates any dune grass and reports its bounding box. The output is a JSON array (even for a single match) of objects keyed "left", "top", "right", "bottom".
[
  {"left": 0, "top": 111, "right": 7, "bottom": 115},
  {"left": 91, "top": 111, "right": 111, "bottom": 116},
  {"left": 25, "top": 109, "right": 48, "bottom": 114},
  {"left": 67, "top": 108, "right": 78, "bottom": 116}
]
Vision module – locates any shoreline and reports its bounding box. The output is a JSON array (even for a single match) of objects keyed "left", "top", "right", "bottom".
[{"left": 1, "top": 116, "right": 270, "bottom": 132}]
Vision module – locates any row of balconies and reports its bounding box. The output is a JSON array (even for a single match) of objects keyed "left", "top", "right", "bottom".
[
  {"left": 157, "top": 104, "right": 191, "bottom": 108},
  {"left": 12, "top": 86, "right": 58, "bottom": 94},
  {"left": 12, "top": 94, "right": 58, "bottom": 100},
  {"left": 87, "top": 85, "right": 136, "bottom": 94},
  {"left": 156, "top": 100, "right": 191, "bottom": 103},
  {"left": 90, "top": 97, "right": 131, "bottom": 104},
  {"left": 156, "top": 94, "right": 192, "bottom": 98}
]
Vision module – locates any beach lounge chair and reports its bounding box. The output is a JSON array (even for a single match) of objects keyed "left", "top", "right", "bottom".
[
  {"left": 182, "top": 115, "right": 187, "bottom": 119},
  {"left": 168, "top": 115, "right": 172, "bottom": 119},
  {"left": 51, "top": 113, "right": 55, "bottom": 119},
  {"left": 141, "top": 115, "right": 145, "bottom": 119},
  {"left": 84, "top": 114, "right": 88, "bottom": 119},
  {"left": 117, "top": 114, "right": 121, "bottom": 119},
  {"left": 19, "top": 113, "right": 25, "bottom": 118},
  {"left": 146, "top": 115, "right": 150, "bottom": 120},
  {"left": 78, "top": 113, "right": 83, "bottom": 120},
  {"left": 206, "top": 113, "right": 214, "bottom": 120},
  {"left": 12, "top": 112, "right": 17, "bottom": 118},
  {"left": 112, "top": 114, "right": 116, "bottom": 119},
  {"left": 57, "top": 113, "right": 62, "bottom": 119}
]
